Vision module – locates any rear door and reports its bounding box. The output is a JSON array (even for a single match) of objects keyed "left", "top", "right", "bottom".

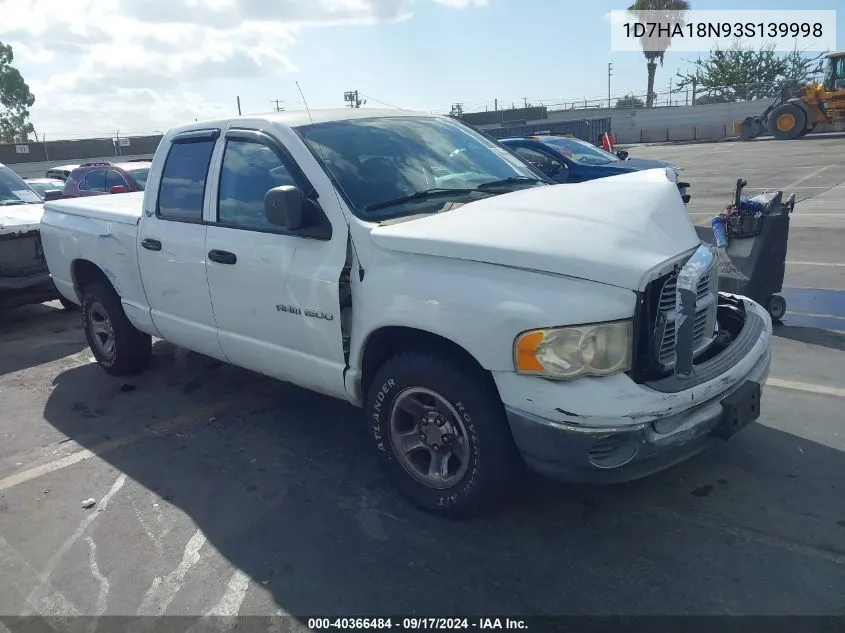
[
  {"left": 136, "top": 129, "right": 226, "bottom": 361},
  {"left": 203, "top": 127, "right": 349, "bottom": 399}
]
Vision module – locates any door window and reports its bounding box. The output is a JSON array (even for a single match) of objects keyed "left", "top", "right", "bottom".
[
  {"left": 216, "top": 138, "right": 297, "bottom": 231},
  {"left": 106, "top": 170, "right": 129, "bottom": 190},
  {"left": 157, "top": 139, "right": 217, "bottom": 222},
  {"left": 80, "top": 170, "right": 107, "bottom": 191},
  {"left": 513, "top": 146, "right": 567, "bottom": 177}
]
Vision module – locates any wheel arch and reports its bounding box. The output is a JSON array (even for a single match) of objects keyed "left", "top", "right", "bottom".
[
  {"left": 71, "top": 259, "right": 117, "bottom": 300},
  {"left": 358, "top": 326, "right": 501, "bottom": 404}
]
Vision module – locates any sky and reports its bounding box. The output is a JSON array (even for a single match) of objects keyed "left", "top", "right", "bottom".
[{"left": 0, "top": 0, "right": 842, "bottom": 140}]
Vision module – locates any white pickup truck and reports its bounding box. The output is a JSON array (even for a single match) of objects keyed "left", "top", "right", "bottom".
[{"left": 40, "top": 109, "right": 772, "bottom": 517}]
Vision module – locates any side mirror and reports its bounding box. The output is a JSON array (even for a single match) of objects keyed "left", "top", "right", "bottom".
[
  {"left": 616, "top": 150, "right": 629, "bottom": 160},
  {"left": 265, "top": 185, "right": 304, "bottom": 229},
  {"left": 44, "top": 189, "right": 63, "bottom": 201},
  {"left": 110, "top": 185, "right": 128, "bottom": 194},
  {"left": 545, "top": 163, "right": 562, "bottom": 176}
]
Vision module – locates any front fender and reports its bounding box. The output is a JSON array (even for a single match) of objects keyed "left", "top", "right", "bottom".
[{"left": 349, "top": 250, "right": 638, "bottom": 375}]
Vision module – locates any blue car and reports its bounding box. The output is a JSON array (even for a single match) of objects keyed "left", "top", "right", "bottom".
[{"left": 500, "top": 135, "right": 690, "bottom": 202}]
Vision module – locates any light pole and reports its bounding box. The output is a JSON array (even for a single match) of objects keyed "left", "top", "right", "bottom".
[{"left": 608, "top": 62, "right": 613, "bottom": 109}]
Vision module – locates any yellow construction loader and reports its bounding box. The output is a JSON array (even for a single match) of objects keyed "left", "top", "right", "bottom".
[{"left": 740, "top": 51, "right": 845, "bottom": 140}]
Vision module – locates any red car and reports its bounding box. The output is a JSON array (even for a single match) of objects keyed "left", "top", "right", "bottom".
[{"left": 60, "top": 160, "right": 151, "bottom": 198}]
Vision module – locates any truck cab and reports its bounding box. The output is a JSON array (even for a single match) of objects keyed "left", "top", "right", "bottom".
[{"left": 39, "top": 109, "right": 773, "bottom": 518}]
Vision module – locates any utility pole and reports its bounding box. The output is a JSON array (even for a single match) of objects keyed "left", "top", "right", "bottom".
[
  {"left": 608, "top": 62, "right": 613, "bottom": 109},
  {"left": 449, "top": 103, "right": 463, "bottom": 118},
  {"left": 343, "top": 90, "right": 365, "bottom": 108},
  {"left": 494, "top": 98, "right": 498, "bottom": 111},
  {"left": 237, "top": 96, "right": 242, "bottom": 116},
  {"left": 270, "top": 99, "right": 285, "bottom": 112}
]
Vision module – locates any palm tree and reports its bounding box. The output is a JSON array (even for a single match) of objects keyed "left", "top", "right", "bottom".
[{"left": 627, "top": 0, "right": 691, "bottom": 108}]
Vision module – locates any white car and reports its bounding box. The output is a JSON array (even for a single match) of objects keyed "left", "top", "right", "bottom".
[
  {"left": 39, "top": 109, "right": 772, "bottom": 517},
  {"left": 0, "top": 163, "right": 74, "bottom": 310}
]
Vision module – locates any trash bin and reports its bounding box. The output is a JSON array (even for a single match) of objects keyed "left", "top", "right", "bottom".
[{"left": 694, "top": 179, "right": 796, "bottom": 322}]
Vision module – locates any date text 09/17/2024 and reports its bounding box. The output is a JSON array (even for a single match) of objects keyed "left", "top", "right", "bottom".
[{"left": 306, "top": 618, "right": 528, "bottom": 630}]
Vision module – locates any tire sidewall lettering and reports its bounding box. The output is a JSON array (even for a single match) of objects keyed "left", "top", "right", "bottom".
[{"left": 371, "top": 378, "right": 395, "bottom": 452}]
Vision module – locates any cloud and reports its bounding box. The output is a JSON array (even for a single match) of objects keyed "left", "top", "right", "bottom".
[{"left": 0, "top": 0, "right": 485, "bottom": 138}]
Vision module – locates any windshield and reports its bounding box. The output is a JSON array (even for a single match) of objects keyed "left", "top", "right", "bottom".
[
  {"left": 0, "top": 167, "right": 42, "bottom": 205},
  {"left": 542, "top": 137, "right": 620, "bottom": 166},
  {"left": 25, "top": 180, "right": 63, "bottom": 199},
  {"left": 127, "top": 167, "right": 150, "bottom": 190},
  {"left": 295, "top": 116, "right": 546, "bottom": 219}
]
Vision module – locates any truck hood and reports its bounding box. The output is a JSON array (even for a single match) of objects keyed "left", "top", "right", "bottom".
[
  {"left": 0, "top": 203, "right": 44, "bottom": 236},
  {"left": 370, "top": 169, "right": 700, "bottom": 291}
]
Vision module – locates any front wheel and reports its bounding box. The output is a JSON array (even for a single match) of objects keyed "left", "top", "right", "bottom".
[
  {"left": 767, "top": 103, "right": 807, "bottom": 140},
  {"left": 365, "top": 352, "right": 523, "bottom": 519},
  {"left": 81, "top": 281, "right": 152, "bottom": 375}
]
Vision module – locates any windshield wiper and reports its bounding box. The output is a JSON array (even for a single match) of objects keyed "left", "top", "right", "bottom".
[
  {"left": 365, "top": 188, "right": 481, "bottom": 211},
  {"left": 0, "top": 200, "right": 29, "bottom": 206},
  {"left": 476, "top": 176, "right": 545, "bottom": 189}
]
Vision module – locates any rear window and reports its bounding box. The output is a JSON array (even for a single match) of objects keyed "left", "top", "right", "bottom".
[{"left": 157, "top": 140, "right": 216, "bottom": 222}]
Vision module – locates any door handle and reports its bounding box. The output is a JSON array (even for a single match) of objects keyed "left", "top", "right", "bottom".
[
  {"left": 208, "top": 249, "right": 237, "bottom": 265},
  {"left": 141, "top": 238, "right": 161, "bottom": 251}
]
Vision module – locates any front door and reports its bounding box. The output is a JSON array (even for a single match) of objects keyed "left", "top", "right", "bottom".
[
  {"left": 203, "top": 128, "right": 349, "bottom": 399},
  {"left": 136, "top": 129, "right": 227, "bottom": 360}
]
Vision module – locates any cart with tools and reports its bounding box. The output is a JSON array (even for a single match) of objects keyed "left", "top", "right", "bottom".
[{"left": 694, "top": 178, "right": 797, "bottom": 322}]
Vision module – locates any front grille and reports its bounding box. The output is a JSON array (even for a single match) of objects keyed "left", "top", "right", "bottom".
[{"left": 649, "top": 246, "right": 718, "bottom": 371}]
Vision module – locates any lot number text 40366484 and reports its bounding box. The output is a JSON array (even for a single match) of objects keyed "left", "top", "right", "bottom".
[{"left": 306, "top": 617, "right": 528, "bottom": 630}]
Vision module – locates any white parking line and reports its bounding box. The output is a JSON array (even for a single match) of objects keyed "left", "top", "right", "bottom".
[
  {"left": 766, "top": 378, "right": 845, "bottom": 399},
  {"left": 0, "top": 400, "right": 234, "bottom": 493},
  {"left": 786, "top": 261, "right": 845, "bottom": 267}
]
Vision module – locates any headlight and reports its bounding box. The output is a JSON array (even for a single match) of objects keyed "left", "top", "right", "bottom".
[{"left": 514, "top": 321, "right": 633, "bottom": 380}]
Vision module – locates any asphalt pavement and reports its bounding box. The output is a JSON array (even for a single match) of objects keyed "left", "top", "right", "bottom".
[{"left": 1, "top": 136, "right": 844, "bottom": 624}]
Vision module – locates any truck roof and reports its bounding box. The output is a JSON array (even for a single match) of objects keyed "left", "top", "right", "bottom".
[{"left": 166, "top": 108, "right": 436, "bottom": 137}]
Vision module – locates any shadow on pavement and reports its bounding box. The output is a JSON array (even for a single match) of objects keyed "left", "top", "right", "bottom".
[
  {"left": 773, "top": 324, "right": 845, "bottom": 352},
  {"left": 40, "top": 343, "right": 845, "bottom": 616},
  {"left": 0, "top": 303, "right": 88, "bottom": 376}
]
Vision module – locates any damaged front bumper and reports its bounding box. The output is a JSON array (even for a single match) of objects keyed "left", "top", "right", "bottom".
[{"left": 496, "top": 295, "right": 772, "bottom": 484}]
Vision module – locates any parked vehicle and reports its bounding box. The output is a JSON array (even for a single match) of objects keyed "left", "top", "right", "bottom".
[
  {"left": 40, "top": 109, "right": 772, "bottom": 517},
  {"left": 45, "top": 164, "right": 81, "bottom": 181},
  {"left": 61, "top": 161, "right": 151, "bottom": 198},
  {"left": 24, "top": 178, "right": 65, "bottom": 200},
  {"left": 501, "top": 135, "right": 690, "bottom": 202},
  {"left": 0, "top": 164, "right": 73, "bottom": 310}
]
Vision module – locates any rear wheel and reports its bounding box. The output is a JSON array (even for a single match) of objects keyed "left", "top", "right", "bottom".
[
  {"left": 365, "top": 351, "right": 523, "bottom": 519},
  {"left": 796, "top": 123, "right": 817, "bottom": 138},
  {"left": 767, "top": 103, "right": 807, "bottom": 140},
  {"left": 766, "top": 295, "right": 787, "bottom": 323},
  {"left": 81, "top": 281, "right": 151, "bottom": 375}
]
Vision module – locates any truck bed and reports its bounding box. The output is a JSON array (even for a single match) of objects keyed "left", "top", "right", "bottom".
[
  {"left": 44, "top": 192, "right": 144, "bottom": 225},
  {"left": 40, "top": 193, "right": 148, "bottom": 316}
]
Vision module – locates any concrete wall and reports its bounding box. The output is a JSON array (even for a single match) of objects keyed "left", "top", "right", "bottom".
[
  {"left": 479, "top": 99, "right": 780, "bottom": 144},
  {"left": 1, "top": 134, "right": 162, "bottom": 169}
]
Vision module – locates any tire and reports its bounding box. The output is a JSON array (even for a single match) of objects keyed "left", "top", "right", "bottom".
[
  {"left": 797, "top": 123, "right": 816, "bottom": 138},
  {"left": 767, "top": 103, "right": 807, "bottom": 140},
  {"left": 766, "top": 295, "right": 787, "bottom": 323},
  {"left": 81, "top": 281, "right": 152, "bottom": 375},
  {"left": 365, "top": 351, "right": 523, "bottom": 519},
  {"left": 58, "top": 296, "right": 79, "bottom": 311}
]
